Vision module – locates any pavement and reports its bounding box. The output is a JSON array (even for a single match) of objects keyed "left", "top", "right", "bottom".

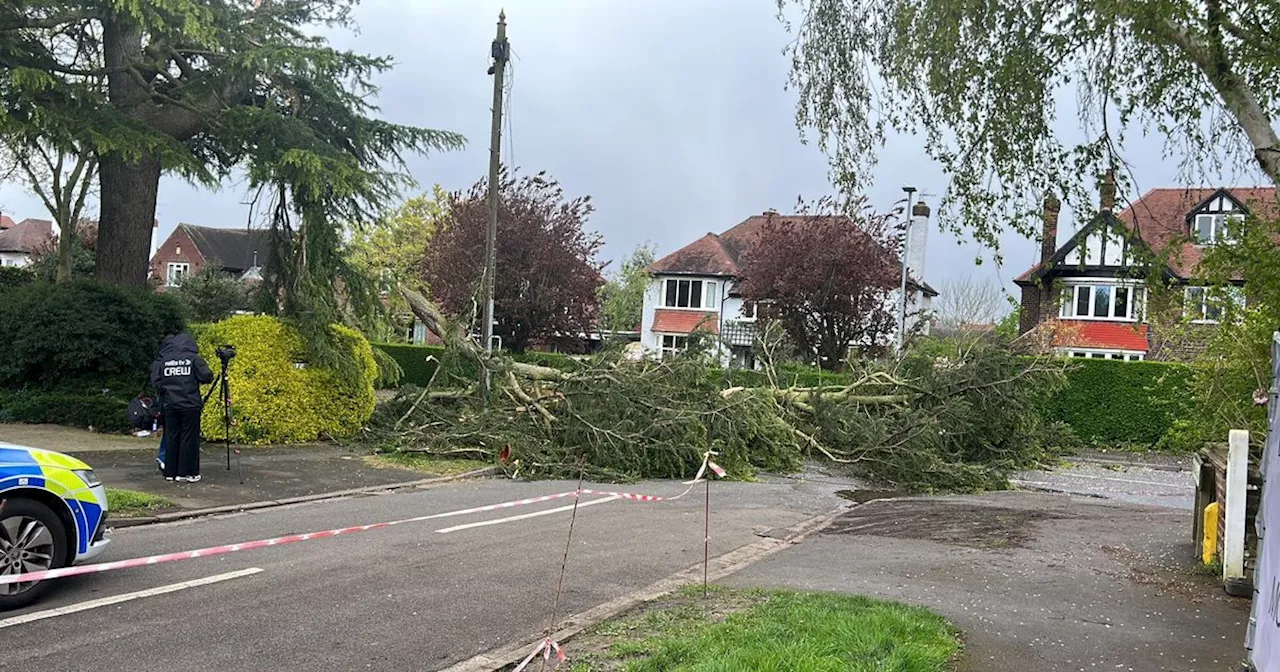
[{"left": 0, "top": 423, "right": 473, "bottom": 513}]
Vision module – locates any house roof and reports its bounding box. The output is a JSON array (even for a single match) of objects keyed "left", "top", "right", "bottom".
[
  {"left": 1017, "top": 187, "right": 1279, "bottom": 282},
  {"left": 651, "top": 309, "right": 720, "bottom": 335},
  {"left": 0, "top": 218, "right": 53, "bottom": 254},
  {"left": 180, "top": 224, "right": 276, "bottom": 273},
  {"left": 1051, "top": 320, "right": 1150, "bottom": 352},
  {"left": 0, "top": 215, "right": 15, "bottom": 230},
  {"left": 650, "top": 213, "right": 938, "bottom": 296}
]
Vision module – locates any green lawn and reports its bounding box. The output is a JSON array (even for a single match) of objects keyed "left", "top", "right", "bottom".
[
  {"left": 106, "top": 488, "right": 174, "bottom": 517},
  {"left": 363, "top": 452, "right": 490, "bottom": 477},
  {"left": 559, "top": 587, "right": 959, "bottom": 671}
]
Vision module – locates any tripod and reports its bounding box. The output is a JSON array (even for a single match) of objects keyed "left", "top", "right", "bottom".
[{"left": 203, "top": 355, "right": 243, "bottom": 483}]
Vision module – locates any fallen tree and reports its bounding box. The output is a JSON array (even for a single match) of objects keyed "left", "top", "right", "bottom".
[{"left": 363, "top": 289, "right": 1075, "bottom": 491}]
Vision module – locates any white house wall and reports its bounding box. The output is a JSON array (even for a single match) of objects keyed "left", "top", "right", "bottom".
[{"left": 0, "top": 252, "right": 31, "bottom": 267}]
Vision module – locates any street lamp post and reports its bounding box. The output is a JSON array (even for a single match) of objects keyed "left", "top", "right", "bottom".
[{"left": 898, "top": 186, "right": 917, "bottom": 352}]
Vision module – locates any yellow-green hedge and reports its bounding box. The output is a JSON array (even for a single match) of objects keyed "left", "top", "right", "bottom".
[{"left": 192, "top": 315, "right": 377, "bottom": 444}]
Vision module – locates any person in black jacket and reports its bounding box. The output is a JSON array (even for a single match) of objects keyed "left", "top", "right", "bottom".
[{"left": 149, "top": 333, "right": 214, "bottom": 482}]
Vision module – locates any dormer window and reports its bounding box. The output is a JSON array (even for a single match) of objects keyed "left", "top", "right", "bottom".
[
  {"left": 662, "top": 278, "right": 718, "bottom": 309},
  {"left": 1193, "top": 213, "right": 1242, "bottom": 244}
]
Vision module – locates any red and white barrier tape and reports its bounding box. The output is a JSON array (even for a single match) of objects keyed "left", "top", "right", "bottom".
[
  {"left": 0, "top": 452, "right": 726, "bottom": 587},
  {"left": 513, "top": 638, "right": 565, "bottom": 672}
]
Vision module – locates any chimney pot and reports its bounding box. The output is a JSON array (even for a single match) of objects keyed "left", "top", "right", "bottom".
[
  {"left": 911, "top": 201, "right": 930, "bottom": 219},
  {"left": 1100, "top": 169, "right": 1116, "bottom": 212}
]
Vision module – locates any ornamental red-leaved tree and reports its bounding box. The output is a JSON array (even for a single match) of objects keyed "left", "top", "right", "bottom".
[
  {"left": 421, "top": 169, "right": 604, "bottom": 353},
  {"left": 738, "top": 201, "right": 901, "bottom": 369}
]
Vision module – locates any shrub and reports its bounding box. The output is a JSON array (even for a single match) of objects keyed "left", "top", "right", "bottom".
[
  {"left": 1045, "top": 359, "right": 1196, "bottom": 445},
  {"left": 374, "top": 343, "right": 582, "bottom": 388},
  {"left": 171, "top": 266, "right": 249, "bottom": 322},
  {"left": 0, "top": 390, "right": 133, "bottom": 432},
  {"left": 0, "top": 280, "right": 185, "bottom": 389},
  {"left": 0, "top": 266, "right": 35, "bottom": 292},
  {"left": 192, "top": 315, "right": 377, "bottom": 444}
]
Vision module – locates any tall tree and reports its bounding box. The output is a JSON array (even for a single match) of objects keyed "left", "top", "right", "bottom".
[
  {"left": 778, "top": 1, "right": 1280, "bottom": 256},
  {"left": 422, "top": 170, "right": 604, "bottom": 353},
  {"left": 0, "top": 139, "right": 97, "bottom": 282},
  {"left": 597, "top": 242, "right": 655, "bottom": 337},
  {"left": 737, "top": 204, "right": 900, "bottom": 369},
  {"left": 0, "top": 1, "right": 463, "bottom": 286}
]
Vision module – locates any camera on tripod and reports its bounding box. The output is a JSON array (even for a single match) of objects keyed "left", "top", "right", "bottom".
[{"left": 215, "top": 344, "right": 236, "bottom": 364}]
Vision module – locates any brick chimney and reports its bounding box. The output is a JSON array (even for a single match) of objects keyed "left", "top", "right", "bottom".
[
  {"left": 1040, "top": 193, "right": 1060, "bottom": 266},
  {"left": 1100, "top": 168, "right": 1116, "bottom": 212},
  {"left": 907, "top": 200, "right": 930, "bottom": 287}
]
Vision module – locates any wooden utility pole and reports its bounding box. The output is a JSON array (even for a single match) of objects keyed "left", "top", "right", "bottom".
[{"left": 482, "top": 10, "right": 509, "bottom": 398}]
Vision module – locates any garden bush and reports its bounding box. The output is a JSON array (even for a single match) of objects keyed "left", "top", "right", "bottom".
[
  {"left": 0, "top": 266, "right": 35, "bottom": 292},
  {"left": 375, "top": 342, "right": 581, "bottom": 388},
  {"left": 0, "top": 280, "right": 185, "bottom": 389},
  {"left": 1045, "top": 358, "right": 1196, "bottom": 446},
  {"left": 193, "top": 315, "right": 377, "bottom": 444},
  {"left": 0, "top": 390, "right": 132, "bottom": 433}
]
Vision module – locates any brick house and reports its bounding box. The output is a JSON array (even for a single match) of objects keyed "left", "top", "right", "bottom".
[
  {"left": 149, "top": 223, "right": 274, "bottom": 288},
  {"left": 641, "top": 207, "right": 937, "bottom": 365},
  {"left": 1015, "top": 176, "right": 1275, "bottom": 361}
]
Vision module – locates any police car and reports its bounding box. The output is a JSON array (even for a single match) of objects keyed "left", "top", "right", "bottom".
[{"left": 0, "top": 443, "right": 110, "bottom": 610}]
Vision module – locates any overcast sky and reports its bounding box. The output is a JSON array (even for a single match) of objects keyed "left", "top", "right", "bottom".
[{"left": 0, "top": 0, "right": 1260, "bottom": 304}]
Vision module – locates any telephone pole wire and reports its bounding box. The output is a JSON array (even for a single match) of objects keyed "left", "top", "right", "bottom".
[{"left": 482, "top": 10, "right": 508, "bottom": 399}]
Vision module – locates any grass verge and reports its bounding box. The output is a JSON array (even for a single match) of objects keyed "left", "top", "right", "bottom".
[
  {"left": 546, "top": 586, "right": 959, "bottom": 671},
  {"left": 106, "top": 488, "right": 174, "bottom": 517},
  {"left": 363, "top": 452, "right": 489, "bottom": 478}
]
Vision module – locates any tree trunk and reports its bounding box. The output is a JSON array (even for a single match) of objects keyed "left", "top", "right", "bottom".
[
  {"left": 55, "top": 216, "right": 72, "bottom": 283},
  {"left": 95, "top": 153, "right": 161, "bottom": 287}
]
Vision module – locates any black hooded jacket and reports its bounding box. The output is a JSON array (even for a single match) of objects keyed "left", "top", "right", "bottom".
[{"left": 148, "top": 333, "right": 214, "bottom": 410}]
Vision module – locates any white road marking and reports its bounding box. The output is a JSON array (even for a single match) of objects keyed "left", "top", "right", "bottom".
[
  {"left": 435, "top": 495, "right": 621, "bottom": 534},
  {"left": 0, "top": 567, "right": 264, "bottom": 629}
]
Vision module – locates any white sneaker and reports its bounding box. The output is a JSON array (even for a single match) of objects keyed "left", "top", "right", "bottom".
[{"left": 177, "top": 475, "right": 202, "bottom": 483}]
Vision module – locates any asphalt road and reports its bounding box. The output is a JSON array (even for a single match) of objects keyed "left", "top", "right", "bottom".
[
  {"left": 1, "top": 476, "right": 846, "bottom": 672},
  {"left": 1013, "top": 459, "right": 1194, "bottom": 509}
]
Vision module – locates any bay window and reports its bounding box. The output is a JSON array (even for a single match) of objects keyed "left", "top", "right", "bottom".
[{"left": 1060, "top": 283, "right": 1139, "bottom": 321}]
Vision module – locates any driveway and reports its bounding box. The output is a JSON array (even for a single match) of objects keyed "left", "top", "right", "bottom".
[{"left": 725, "top": 461, "right": 1249, "bottom": 672}]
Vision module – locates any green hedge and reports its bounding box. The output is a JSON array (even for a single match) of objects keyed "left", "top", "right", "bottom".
[
  {"left": 0, "top": 390, "right": 133, "bottom": 433},
  {"left": 194, "top": 316, "right": 378, "bottom": 444},
  {"left": 1046, "top": 359, "right": 1195, "bottom": 445},
  {"left": 374, "top": 343, "right": 582, "bottom": 387}
]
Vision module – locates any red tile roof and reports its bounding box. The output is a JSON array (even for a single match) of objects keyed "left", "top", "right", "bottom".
[
  {"left": 1051, "top": 320, "right": 1149, "bottom": 352},
  {"left": 1019, "top": 187, "right": 1279, "bottom": 281},
  {"left": 0, "top": 215, "right": 14, "bottom": 230},
  {"left": 651, "top": 309, "right": 720, "bottom": 335},
  {"left": 0, "top": 218, "right": 53, "bottom": 254},
  {"left": 649, "top": 213, "right": 937, "bottom": 295}
]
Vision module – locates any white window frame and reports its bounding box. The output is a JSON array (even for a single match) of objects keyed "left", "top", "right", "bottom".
[
  {"left": 662, "top": 278, "right": 705, "bottom": 309},
  {"left": 1185, "top": 285, "right": 1245, "bottom": 324},
  {"left": 1059, "top": 348, "right": 1145, "bottom": 362},
  {"left": 1193, "top": 213, "right": 1244, "bottom": 244},
  {"left": 166, "top": 262, "right": 190, "bottom": 287},
  {"left": 659, "top": 333, "right": 688, "bottom": 358},
  {"left": 1058, "top": 281, "right": 1142, "bottom": 322}
]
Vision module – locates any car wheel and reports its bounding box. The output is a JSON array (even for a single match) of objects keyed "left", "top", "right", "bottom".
[{"left": 0, "top": 498, "right": 69, "bottom": 611}]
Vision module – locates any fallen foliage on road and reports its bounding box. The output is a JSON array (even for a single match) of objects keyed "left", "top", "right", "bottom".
[{"left": 362, "top": 289, "right": 1072, "bottom": 491}]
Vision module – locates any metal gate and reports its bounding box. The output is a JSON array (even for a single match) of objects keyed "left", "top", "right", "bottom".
[{"left": 1247, "top": 331, "right": 1280, "bottom": 669}]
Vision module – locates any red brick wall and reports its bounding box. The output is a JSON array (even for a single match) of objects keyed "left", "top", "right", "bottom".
[{"left": 149, "top": 227, "right": 206, "bottom": 289}]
